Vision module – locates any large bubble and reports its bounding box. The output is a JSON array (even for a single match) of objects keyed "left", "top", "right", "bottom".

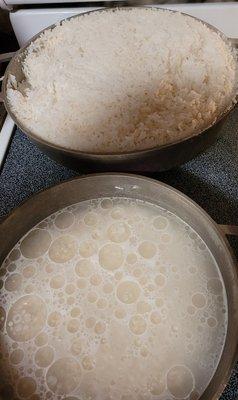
[
  {"left": 49, "top": 235, "right": 78, "bottom": 263},
  {"left": 20, "top": 229, "right": 51, "bottom": 259},
  {"left": 46, "top": 357, "right": 81, "bottom": 394},
  {"left": 107, "top": 222, "right": 130, "bottom": 243},
  {"left": 6, "top": 295, "right": 47, "bottom": 341},
  {"left": 17, "top": 377, "right": 36, "bottom": 398},
  {"left": 35, "top": 346, "right": 54, "bottom": 368},
  {"left": 138, "top": 241, "right": 156, "bottom": 259},
  {"left": 167, "top": 365, "right": 194, "bottom": 398},
  {"left": 116, "top": 281, "right": 140, "bottom": 304},
  {"left": 99, "top": 244, "right": 123, "bottom": 271}
]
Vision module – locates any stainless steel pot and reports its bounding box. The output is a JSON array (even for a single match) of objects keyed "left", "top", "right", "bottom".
[
  {"left": 0, "top": 173, "right": 237, "bottom": 399},
  {"left": 0, "top": 7, "right": 237, "bottom": 172}
]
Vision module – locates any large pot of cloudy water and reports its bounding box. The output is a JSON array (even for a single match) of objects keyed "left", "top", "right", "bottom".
[
  {"left": 1, "top": 7, "right": 238, "bottom": 171},
  {"left": 0, "top": 174, "right": 237, "bottom": 400}
]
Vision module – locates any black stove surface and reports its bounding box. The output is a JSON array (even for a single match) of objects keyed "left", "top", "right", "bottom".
[{"left": 0, "top": 108, "right": 238, "bottom": 399}]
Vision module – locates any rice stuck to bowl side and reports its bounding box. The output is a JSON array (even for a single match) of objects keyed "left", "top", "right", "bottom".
[{"left": 7, "top": 8, "right": 237, "bottom": 153}]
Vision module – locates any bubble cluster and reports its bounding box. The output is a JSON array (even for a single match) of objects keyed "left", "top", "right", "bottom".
[{"left": 0, "top": 197, "right": 227, "bottom": 399}]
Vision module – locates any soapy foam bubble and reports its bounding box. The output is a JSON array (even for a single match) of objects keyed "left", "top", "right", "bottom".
[
  {"left": 6, "top": 295, "right": 47, "bottom": 341},
  {"left": 167, "top": 365, "right": 194, "bottom": 398},
  {"left": 192, "top": 293, "right": 206, "bottom": 309},
  {"left": 70, "top": 307, "right": 81, "bottom": 318},
  {"left": 10, "top": 349, "right": 24, "bottom": 365},
  {"left": 129, "top": 315, "right": 147, "bottom": 335},
  {"left": 49, "top": 235, "right": 77, "bottom": 263},
  {"left": 67, "top": 319, "right": 80, "bottom": 333},
  {"left": 116, "top": 281, "right": 140, "bottom": 304},
  {"left": 75, "top": 259, "right": 94, "bottom": 277},
  {"left": 99, "top": 244, "right": 123, "bottom": 271},
  {"left": 5, "top": 273, "right": 22, "bottom": 292},
  {"left": 47, "top": 311, "right": 62, "bottom": 328},
  {"left": 70, "top": 338, "right": 82, "bottom": 356},
  {"left": 50, "top": 275, "right": 65, "bottom": 290},
  {"left": 138, "top": 241, "right": 157, "bottom": 259},
  {"left": 55, "top": 212, "right": 74, "bottom": 229},
  {"left": 107, "top": 222, "right": 130, "bottom": 243},
  {"left": 34, "top": 346, "right": 54, "bottom": 368},
  {"left": 84, "top": 212, "right": 98, "bottom": 226},
  {"left": 17, "top": 377, "right": 36, "bottom": 397},
  {"left": 20, "top": 229, "right": 51, "bottom": 259},
  {"left": 35, "top": 333, "right": 48, "bottom": 347},
  {"left": 22, "top": 265, "right": 36, "bottom": 279},
  {"left": 137, "top": 301, "right": 151, "bottom": 314},
  {"left": 46, "top": 357, "right": 81, "bottom": 394},
  {"left": 79, "top": 240, "right": 97, "bottom": 258}
]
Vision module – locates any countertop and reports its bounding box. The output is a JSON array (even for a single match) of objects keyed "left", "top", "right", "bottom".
[{"left": 0, "top": 108, "right": 238, "bottom": 399}]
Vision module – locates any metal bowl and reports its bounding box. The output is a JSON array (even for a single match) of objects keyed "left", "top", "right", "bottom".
[
  {"left": 0, "top": 173, "right": 237, "bottom": 399},
  {"left": 1, "top": 7, "right": 237, "bottom": 172}
]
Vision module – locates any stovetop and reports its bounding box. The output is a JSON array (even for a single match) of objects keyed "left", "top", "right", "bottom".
[
  {"left": 0, "top": 107, "right": 238, "bottom": 398},
  {"left": 1, "top": 109, "right": 238, "bottom": 230}
]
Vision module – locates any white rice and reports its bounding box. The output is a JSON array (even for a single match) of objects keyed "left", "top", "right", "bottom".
[{"left": 7, "top": 8, "right": 237, "bottom": 153}]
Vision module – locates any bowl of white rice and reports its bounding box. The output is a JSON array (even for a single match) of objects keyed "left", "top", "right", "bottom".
[{"left": 2, "top": 7, "right": 238, "bottom": 171}]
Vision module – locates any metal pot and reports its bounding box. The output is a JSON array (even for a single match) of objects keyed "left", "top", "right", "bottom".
[
  {"left": 0, "top": 7, "right": 237, "bottom": 172},
  {"left": 0, "top": 173, "right": 237, "bottom": 399}
]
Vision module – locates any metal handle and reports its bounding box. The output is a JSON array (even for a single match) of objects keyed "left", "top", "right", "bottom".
[
  {"left": 220, "top": 225, "right": 238, "bottom": 237},
  {"left": 228, "top": 38, "right": 238, "bottom": 48},
  {"left": 0, "top": 52, "right": 16, "bottom": 64},
  {"left": 0, "top": 52, "right": 16, "bottom": 103}
]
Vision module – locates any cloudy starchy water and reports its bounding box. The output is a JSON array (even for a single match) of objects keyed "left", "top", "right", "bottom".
[{"left": 0, "top": 197, "right": 227, "bottom": 399}]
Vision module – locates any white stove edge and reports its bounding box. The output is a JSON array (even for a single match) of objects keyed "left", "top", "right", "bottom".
[
  {"left": 0, "top": 115, "right": 15, "bottom": 169},
  {"left": 10, "top": 2, "right": 238, "bottom": 46}
]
